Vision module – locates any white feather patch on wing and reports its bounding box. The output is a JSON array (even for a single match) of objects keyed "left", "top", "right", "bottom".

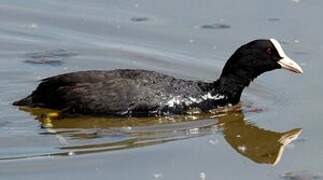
[{"left": 166, "top": 93, "right": 225, "bottom": 107}]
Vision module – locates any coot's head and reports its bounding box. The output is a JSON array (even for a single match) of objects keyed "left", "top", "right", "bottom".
[{"left": 220, "top": 39, "right": 303, "bottom": 84}]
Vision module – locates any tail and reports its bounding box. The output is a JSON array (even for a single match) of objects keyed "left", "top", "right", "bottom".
[{"left": 13, "top": 95, "right": 33, "bottom": 106}]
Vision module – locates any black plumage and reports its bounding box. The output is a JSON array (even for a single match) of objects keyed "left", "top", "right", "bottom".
[{"left": 13, "top": 39, "right": 303, "bottom": 116}]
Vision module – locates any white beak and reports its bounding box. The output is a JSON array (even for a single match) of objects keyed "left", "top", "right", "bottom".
[
  {"left": 277, "top": 56, "right": 303, "bottom": 73},
  {"left": 270, "top": 38, "right": 303, "bottom": 74}
]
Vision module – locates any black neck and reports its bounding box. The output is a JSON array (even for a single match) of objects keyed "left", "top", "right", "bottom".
[
  {"left": 215, "top": 76, "right": 250, "bottom": 104},
  {"left": 207, "top": 73, "right": 253, "bottom": 105},
  {"left": 211, "top": 52, "right": 261, "bottom": 104}
]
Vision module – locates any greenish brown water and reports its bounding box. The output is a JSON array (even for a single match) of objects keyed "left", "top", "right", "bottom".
[{"left": 0, "top": 0, "right": 322, "bottom": 179}]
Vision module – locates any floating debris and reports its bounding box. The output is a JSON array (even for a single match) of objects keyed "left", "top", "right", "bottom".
[
  {"left": 26, "top": 49, "right": 77, "bottom": 59},
  {"left": 200, "top": 23, "right": 231, "bottom": 30},
  {"left": 281, "top": 39, "right": 301, "bottom": 45},
  {"left": 131, "top": 17, "right": 149, "bottom": 22},
  {"left": 24, "top": 59, "right": 63, "bottom": 65},
  {"left": 280, "top": 170, "right": 322, "bottom": 180},
  {"left": 24, "top": 49, "right": 77, "bottom": 66},
  {"left": 268, "top": 18, "right": 280, "bottom": 22}
]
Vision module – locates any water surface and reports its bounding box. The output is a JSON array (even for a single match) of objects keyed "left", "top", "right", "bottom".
[{"left": 0, "top": 0, "right": 322, "bottom": 179}]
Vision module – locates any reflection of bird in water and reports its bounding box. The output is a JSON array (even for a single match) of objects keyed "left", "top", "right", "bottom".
[
  {"left": 218, "top": 113, "right": 302, "bottom": 165},
  {"left": 19, "top": 106, "right": 302, "bottom": 165}
]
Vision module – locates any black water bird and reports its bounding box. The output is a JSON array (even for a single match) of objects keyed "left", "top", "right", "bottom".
[{"left": 13, "top": 39, "right": 303, "bottom": 116}]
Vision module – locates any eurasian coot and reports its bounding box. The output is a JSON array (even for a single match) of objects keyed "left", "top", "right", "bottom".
[{"left": 13, "top": 39, "right": 303, "bottom": 116}]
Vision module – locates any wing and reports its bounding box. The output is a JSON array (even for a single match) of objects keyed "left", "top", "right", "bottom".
[
  {"left": 56, "top": 78, "right": 174, "bottom": 115},
  {"left": 18, "top": 69, "right": 211, "bottom": 115},
  {"left": 27, "top": 69, "right": 180, "bottom": 114}
]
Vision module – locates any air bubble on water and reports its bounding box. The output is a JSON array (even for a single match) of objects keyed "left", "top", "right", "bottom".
[
  {"left": 153, "top": 173, "right": 162, "bottom": 179},
  {"left": 123, "top": 126, "right": 132, "bottom": 130},
  {"left": 200, "top": 172, "right": 206, "bottom": 180},
  {"left": 188, "top": 127, "right": 199, "bottom": 135},
  {"left": 208, "top": 139, "right": 218, "bottom": 145},
  {"left": 29, "top": 23, "right": 39, "bottom": 29},
  {"left": 293, "top": 39, "right": 300, "bottom": 43}
]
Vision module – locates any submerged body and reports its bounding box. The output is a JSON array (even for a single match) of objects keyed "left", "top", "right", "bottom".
[{"left": 13, "top": 39, "right": 303, "bottom": 116}]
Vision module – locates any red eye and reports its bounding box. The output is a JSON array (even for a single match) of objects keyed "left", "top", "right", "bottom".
[{"left": 266, "top": 48, "right": 272, "bottom": 55}]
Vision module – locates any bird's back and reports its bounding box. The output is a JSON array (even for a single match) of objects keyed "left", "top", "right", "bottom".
[{"left": 14, "top": 69, "right": 210, "bottom": 115}]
